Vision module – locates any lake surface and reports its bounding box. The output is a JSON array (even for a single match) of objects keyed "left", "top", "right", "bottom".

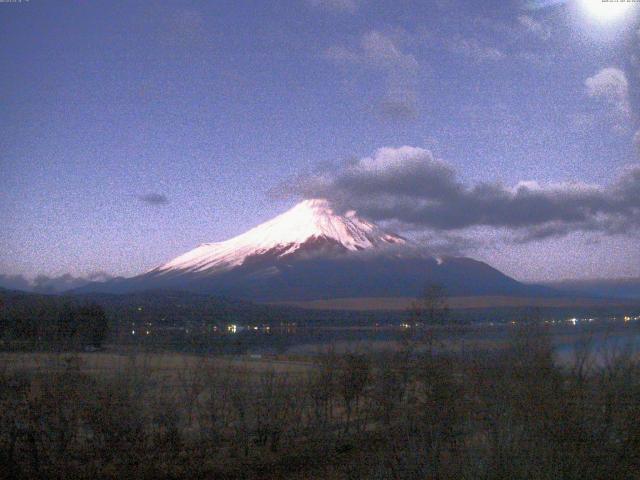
[{"left": 276, "top": 321, "right": 640, "bottom": 364}]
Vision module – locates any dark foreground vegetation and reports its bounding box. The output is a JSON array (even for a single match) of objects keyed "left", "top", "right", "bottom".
[{"left": 1, "top": 321, "right": 639, "bottom": 480}]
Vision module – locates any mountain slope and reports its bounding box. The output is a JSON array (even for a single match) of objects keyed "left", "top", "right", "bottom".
[
  {"left": 150, "top": 199, "right": 405, "bottom": 277},
  {"left": 76, "top": 199, "right": 556, "bottom": 301}
]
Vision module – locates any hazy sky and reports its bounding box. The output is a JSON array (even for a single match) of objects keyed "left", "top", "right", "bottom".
[{"left": 1, "top": 0, "right": 639, "bottom": 284}]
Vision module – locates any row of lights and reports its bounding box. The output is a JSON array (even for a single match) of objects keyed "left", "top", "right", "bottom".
[
  {"left": 131, "top": 329, "right": 151, "bottom": 335},
  {"left": 127, "top": 315, "right": 639, "bottom": 336}
]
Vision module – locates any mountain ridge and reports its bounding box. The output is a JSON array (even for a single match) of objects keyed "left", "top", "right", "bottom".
[{"left": 74, "top": 199, "right": 559, "bottom": 301}]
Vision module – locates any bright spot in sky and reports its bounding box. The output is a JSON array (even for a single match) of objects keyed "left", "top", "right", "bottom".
[{"left": 581, "top": 0, "right": 636, "bottom": 21}]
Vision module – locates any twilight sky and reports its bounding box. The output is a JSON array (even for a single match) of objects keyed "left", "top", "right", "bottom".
[{"left": 1, "top": 0, "right": 639, "bottom": 287}]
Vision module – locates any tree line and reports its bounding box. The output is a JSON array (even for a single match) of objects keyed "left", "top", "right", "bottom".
[{"left": 0, "top": 298, "right": 109, "bottom": 349}]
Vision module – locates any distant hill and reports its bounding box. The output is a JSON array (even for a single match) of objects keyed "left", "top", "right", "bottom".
[
  {"left": 272, "top": 295, "right": 640, "bottom": 311},
  {"left": 544, "top": 278, "right": 640, "bottom": 300},
  {"left": 2, "top": 287, "right": 638, "bottom": 329},
  {"left": 67, "top": 290, "right": 299, "bottom": 326}
]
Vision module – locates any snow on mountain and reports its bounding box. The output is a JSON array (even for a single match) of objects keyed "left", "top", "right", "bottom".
[
  {"left": 151, "top": 199, "right": 405, "bottom": 276},
  {"left": 72, "top": 198, "right": 557, "bottom": 301}
]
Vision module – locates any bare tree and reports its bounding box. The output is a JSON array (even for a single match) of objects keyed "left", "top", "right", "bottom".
[
  {"left": 337, "top": 353, "right": 370, "bottom": 434},
  {"left": 408, "top": 284, "right": 450, "bottom": 355}
]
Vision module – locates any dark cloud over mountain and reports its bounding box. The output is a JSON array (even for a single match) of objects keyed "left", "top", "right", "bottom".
[{"left": 286, "top": 146, "right": 640, "bottom": 241}]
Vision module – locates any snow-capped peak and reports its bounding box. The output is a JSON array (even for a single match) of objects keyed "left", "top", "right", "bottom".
[{"left": 152, "top": 199, "right": 405, "bottom": 275}]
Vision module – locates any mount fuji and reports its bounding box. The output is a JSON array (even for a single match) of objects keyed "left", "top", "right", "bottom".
[
  {"left": 77, "top": 199, "right": 551, "bottom": 301},
  {"left": 153, "top": 199, "right": 407, "bottom": 275}
]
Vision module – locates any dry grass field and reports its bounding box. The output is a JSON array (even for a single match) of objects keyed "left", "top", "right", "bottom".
[
  {"left": 2, "top": 325, "right": 640, "bottom": 479},
  {"left": 0, "top": 352, "right": 313, "bottom": 383}
]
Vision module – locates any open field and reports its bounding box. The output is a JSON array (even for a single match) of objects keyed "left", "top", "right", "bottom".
[{"left": 0, "top": 351, "right": 314, "bottom": 376}]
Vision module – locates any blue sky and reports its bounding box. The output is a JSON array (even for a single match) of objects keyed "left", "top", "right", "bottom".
[{"left": 1, "top": 0, "right": 639, "bottom": 284}]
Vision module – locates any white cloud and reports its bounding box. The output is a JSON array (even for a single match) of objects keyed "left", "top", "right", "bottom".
[
  {"left": 634, "top": 130, "right": 640, "bottom": 157},
  {"left": 629, "top": 28, "right": 640, "bottom": 76},
  {"left": 571, "top": 112, "right": 596, "bottom": 133},
  {"left": 585, "top": 68, "right": 629, "bottom": 104},
  {"left": 472, "top": 16, "right": 551, "bottom": 66},
  {"left": 325, "top": 30, "right": 418, "bottom": 71},
  {"left": 307, "top": 0, "right": 359, "bottom": 14},
  {"left": 585, "top": 68, "right": 633, "bottom": 133},
  {"left": 517, "top": 15, "right": 551, "bottom": 41},
  {"left": 585, "top": 68, "right": 631, "bottom": 118},
  {"left": 360, "top": 31, "right": 419, "bottom": 70},
  {"left": 447, "top": 37, "right": 505, "bottom": 63},
  {"left": 324, "top": 30, "right": 419, "bottom": 120}
]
